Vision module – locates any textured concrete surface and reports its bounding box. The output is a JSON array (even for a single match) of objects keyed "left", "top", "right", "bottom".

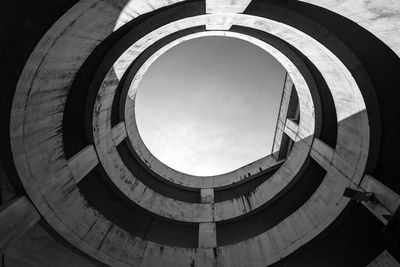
[
  {"left": 4, "top": 222, "right": 103, "bottom": 267},
  {"left": 9, "top": 8, "right": 368, "bottom": 266},
  {"left": 0, "top": 163, "right": 16, "bottom": 203},
  {"left": 123, "top": 30, "right": 312, "bottom": 189},
  {"left": 310, "top": 139, "right": 395, "bottom": 223},
  {"left": 360, "top": 175, "right": 400, "bottom": 224},
  {"left": 283, "top": 118, "right": 299, "bottom": 142},
  {"left": 271, "top": 73, "right": 298, "bottom": 160},
  {"left": 361, "top": 175, "right": 400, "bottom": 215},
  {"left": 67, "top": 145, "right": 99, "bottom": 183},
  {"left": 200, "top": 189, "right": 214, "bottom": 204},
  {"left": 301, "top": 0, "right": 400, "bottom": 57},
  {"left": 124, "top": 32, "right": 312, "bottom": 188},
  {"left": 92, "top": 28, "right": 313, "bottom": 224},
  {"left": 367, "top": 250, "right": 400, "bottom": 267},
  {"left": 4, "top": 0, "right": 399, "bottom": 266},
  {"left": 206, "top": 0, "right": 252, "bottom": 14},
  {"left": 111, "top": 122, "right": 127, "bottom": 146},
  {"left": 0, "top": 196, "right": 40, "bottom": 254},
  {"left": 198, "top": 222, "right": 217, "bottom": 248}
]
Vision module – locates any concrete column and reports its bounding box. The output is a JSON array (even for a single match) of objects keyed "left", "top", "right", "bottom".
[
  {"left": 0, "top": 196, "right": 40, "bottom": 254},
  {"left": 200, "top": 189, "right": 214, "bottom": 204},
  {"left": 272, "top": 73, "right": 299, "bottom": 160},
  {"left": 367, "top": 250, "right": 400, "bottom": 267},
  {"left": 199, "top": 188, "right": 216, "bottom": 248},
  {"left": 198, "top": 222, "right": 217, "bottom": 248},
  {"left": 67, "top": 145, "right": 99, "bottom": 183}
]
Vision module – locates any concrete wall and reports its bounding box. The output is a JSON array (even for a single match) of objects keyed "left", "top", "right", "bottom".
[
  {"left": 4, "top": 222, "right": 104, "bottom": 267},
  {"left": 2, "top": 0, "right": 400, "bottom": 266}
]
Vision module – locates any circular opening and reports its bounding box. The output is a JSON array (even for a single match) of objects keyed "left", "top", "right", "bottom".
[{"left": 135, "top": 36, "right": 285, "bottom": 176}]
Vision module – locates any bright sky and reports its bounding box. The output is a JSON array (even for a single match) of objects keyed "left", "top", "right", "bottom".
[{"left": 135, "top": 36, "right": 285, "bottom": 176}]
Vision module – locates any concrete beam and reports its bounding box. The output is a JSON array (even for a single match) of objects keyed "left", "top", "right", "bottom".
[
  {"left": 198, "top": 222, "right": 217, "bottom": 248},
  {"left": 112, "top": 122, "right": 127, "bottom": 145},
  {"left": 311, "top": 138, "right": 361, "bottom": 186},
  {"left": 367, "top": 250, "right": 400, "bottom": 267},
  {"left": 311, "top": 138, "right": 400, "bottom": 224},
  {"left": 206, "top": 0, "right": 253, "bottom": 14},
  {"left": 361, "top": 175, "right": 400, "bottom": 214},
  {"left": 67, "top": 145, "right": 98, "bottom": 183},
  {"left": 200, "top": 189, "right": 214, "bottom": 203},
  {"left": 360, "top": 175, "right": 400, "bottom": 224},
  {"left": 272, "top": 73, "right": 299, "bottom": 160},
  {"left": 310, "top": 138, "right": 334, "bottom": 165},
  {"left": 284, "top": 118, "right": 299, "bottom": 142},
  {"left": 0, "top": 196, "right": 40, "bottom": 254}
]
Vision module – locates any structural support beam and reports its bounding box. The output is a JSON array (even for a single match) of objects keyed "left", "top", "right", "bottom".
[
  {"left": 310, "top": 138, "right": 334, "bottom": 166},
  {"left": 361, "top": 175, "right": 400, "bottom": 215},
  {"left": 284, "top": 118, "right": 299, "bottom": 142},
  {"left": 367, "top": 250, "right": 400, "bottom": 267},
  {"left": 198, "top": 222, "right": 217, "bottom": 248},
  {"left": 0, "top": 196, "right": 40, "bottom": 254},
  {"left": 272, "top": 73, "right": 299, "bottom": 160},
  {"left": 311, "top": 138, "right": 400, "bottom": 225},
  {"left": 112, "top": 122, "right": 127, "bottom": 145},
  {"left": 67, "top": 145, "right": 99, "bottom": 183},
  {"left": 360, "top": 175, "right": 400, "bottom": 224}
]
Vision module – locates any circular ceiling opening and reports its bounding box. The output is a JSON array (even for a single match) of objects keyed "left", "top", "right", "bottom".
[{"left": 135, "top": 36, "right": 285, "bottom": 176}]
